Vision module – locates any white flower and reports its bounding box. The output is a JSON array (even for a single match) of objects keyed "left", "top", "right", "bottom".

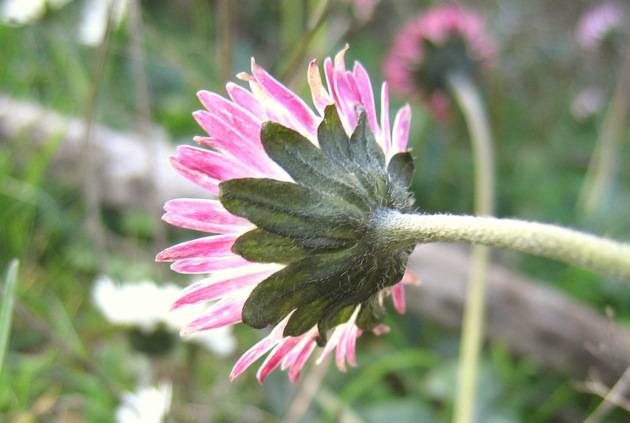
[
  {"left": 115, "top": 381, "right": 172, "bottom": 423},
  {"left": 78, "top": 0, "right": 129, "bottom": 46},
  {"left": 0, "top": 0, "right": 71, "bottom": 25},
  {"left": 92, "top": 275, "right": 236, "bottom": 356}
]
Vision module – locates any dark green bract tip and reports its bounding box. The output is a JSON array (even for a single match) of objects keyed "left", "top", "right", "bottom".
[{"left": 219, "top": 104, "right": 416, "bottom": 344}]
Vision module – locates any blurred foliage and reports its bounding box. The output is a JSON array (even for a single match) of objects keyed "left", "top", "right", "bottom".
[{"left": 1, "top": 0, "right": 629, "bottom": 421}]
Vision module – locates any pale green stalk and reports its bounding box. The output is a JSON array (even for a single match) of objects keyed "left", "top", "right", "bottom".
[
  {"left": 577, "top": 48, "right": 630, "bottom": 217},
  {"left": 0, "top": 259, "right": 19, "bottom": 378},
  {"left": 584, "top": 365, "right": 630, "bottom": 423},
  {"left": 376, "top": 212, "right": 630, "bottom": 282},
  {"left": 447, "top": 71, "right": 495, "bottom": 423}
]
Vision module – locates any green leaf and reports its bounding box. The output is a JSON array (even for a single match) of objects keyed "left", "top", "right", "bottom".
[
  {"left": 388, "top": 152, "right": 415, "bottom": 188},
  {"left": 0, "top": 259, "right": 19, "bottom": 378},
  {"left": 220, "top": 178, "right": 365, "bottom": 241},
  {"left": 233, "top": 228, "right": 347, "bottom": 263},
  {"left": 260, "top": 121, "right": 372, "bottom": 209}
]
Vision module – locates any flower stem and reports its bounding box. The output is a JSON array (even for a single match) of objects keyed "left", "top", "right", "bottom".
[
  {"left": 447, "top": 71, "right": 495, "bottom": 423},
  {"left": 379, "top": 212, "right": 630, "bottom": 282},
  {"left": 577, "top": 47, "right": 630, "bottom": 217},
  {"left": 448, "top": 72, "right": 495, "bottom": 217}
]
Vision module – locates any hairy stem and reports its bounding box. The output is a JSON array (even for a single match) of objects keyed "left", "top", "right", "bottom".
[{"left": 378, "top": 212, "right": 630, "bottom": 282}]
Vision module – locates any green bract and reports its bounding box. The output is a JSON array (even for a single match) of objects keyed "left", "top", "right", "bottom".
[{"left": 219, "top": 105, "right": 415, "bottom": 345}]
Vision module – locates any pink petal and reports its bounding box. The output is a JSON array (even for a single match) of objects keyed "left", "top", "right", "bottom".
[
  {"left": 380, "top": 82, "right": 392, "bottom": 156},
  {"left": 317, "top": 323, "right": 345, "bottom": 366},
  {"left": 391, "top": 282, "right": 406, "bottom": 314},
  {"left": 162, "top": 198, "right": 253, "bottom": 234},
  {"left": 250, "top": 58, "right": 319, "bottom": 136},
  {"left": 193, "top": 135, "right": 289, "bottom": 181},
  {"left": 308, "top": 60, "right": 333, "bottom": 115},
  {"left": 156, "top": 234, "right": 240, "bottom": 262},
  {"left": 324, "top": 57, "right": 351, "bottom": 134},
  {"left": 226, "top": 82, "right": 265, "bottom": 120},
  {"left": 157, "top": 234, "right": 252, "bottom": 274},
  {"left": 230, "top": 318, "right": 290, "bottom": 381},
  {"left": 192, "top": 111, "right": 273, "bottom": 174},
  {"left": 402, "top": 268, "right": 421, "bottom": 285},
  {"left": 170, "top": 254, "right": 251, "bottom": 274},
  {"left": 172, "top": 266, "right": 278, "bottom": 309},
  {"left": 288, "top": 339, "right": 318, "bottom": 384},
  {"left": 391, "top": 104, "right": 412, "bottom": 155},
  {"left": 257, "top": 336, "right": 302, "bottom": 384},
  {"left": 180, "top": 295, "right": 249, "bottom": 335},
  {"left": 372, "top": 325, "right": 390, "bottom": 335},
  {"left": 170, "top": 146, "right": 254, "bottom": 195},
  {"left": 280, "top": 329, "right": 317, "bottom": 371},
  {"left": 335, "top": 327, "right": 350, "bottom": 372},
  {"left": 353, "top": 61, "right": 380, "bottom": 141},
  {"left": 345, "top": 325, "right": 359, "bottom": 367},
  {"left": 197, "top": 90, "right": 263, "bottom": 147}
]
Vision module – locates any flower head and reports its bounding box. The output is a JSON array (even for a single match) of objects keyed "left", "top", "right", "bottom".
[
  {"left": 115, "top": 381, "right": 172, "bottom": 423},
  {"left": 157, "top": 46, "right": 419, "bottom": 383},
  {"left": 92, "top": 275, "right": 235, "bottom": 356},
  {"left": 576, "top": 1, "right": 627, "bottom": 51},
  {"left": 384, "top": 4, "right": 496, "bottom": 118}
]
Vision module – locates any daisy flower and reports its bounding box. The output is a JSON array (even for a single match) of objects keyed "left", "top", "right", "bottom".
[
  {"left": 115, "top": 381, "right": 172, "bottom": 423},
  {"left": 92, "top": 275, "right": 235, "bottom": 357},
  {"left": 157, "top": 46, "right": 419, "bottom": 384},
  {"left": 383, "top": 4, "right": 496, "bottom": 118}
]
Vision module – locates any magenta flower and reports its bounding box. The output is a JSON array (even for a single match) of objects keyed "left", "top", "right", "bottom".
[
  {"left": 384, "top": 4, "right": 496, "bottom": 119},
  {"left": 157, "top": 47, "right": 420, "bottom": 384}
]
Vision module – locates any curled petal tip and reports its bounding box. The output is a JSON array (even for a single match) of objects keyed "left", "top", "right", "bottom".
[{"left": 236, "top": 72, "right": 252, "bottom": 82}]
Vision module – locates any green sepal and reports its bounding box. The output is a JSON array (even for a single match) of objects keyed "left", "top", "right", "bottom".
[
  {"left": 318, "top": 105, "right": 387, "bottom": 202},
  {"left": 356, "top": 296, "right": 386, "bottom": 331},
  {"left": 233, "top": 228, "right": 347, "bottom": 263},
  {"left": 349, "top": 110, "right": 386, "bottom": 173},
  {"left": 388, "top": 152, "right": 415, "bottom": 188},
  {"left": 348, "top": 112, "right": 389, "bottom": 198},
  {"left": 315, "top": 304, "right": 355, "bottom": 346},
  {"left": 220, "top": 178, "right": 365, "bottom": 241},
  {"left": 260, "top": 121, "right": 371, "bottom": 210},
  {"left": 317, "top": 104, "right": 353, "bottom": 162},
  {"left": 241, "top": 248, "right": 363, "bottom": 329},
  {"left": 283, "top": 296, "right": 332, "bottom": 338}
]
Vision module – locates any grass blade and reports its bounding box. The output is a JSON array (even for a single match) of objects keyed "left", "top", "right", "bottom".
[{"left": 0, "top": 259, "right": 19, "bottom": 377}]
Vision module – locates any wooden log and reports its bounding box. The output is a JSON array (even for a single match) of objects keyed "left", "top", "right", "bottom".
[{"left": 406, "top": 244, "right": 630, "bottom": 384}]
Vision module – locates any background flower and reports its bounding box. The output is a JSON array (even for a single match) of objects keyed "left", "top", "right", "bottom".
[
  {"left": 576, "top": 1, "right": 627, "bottom": 51},
  {"left": 383, "top": 4, "right": 496, "bottom": 118},
  {"left": 92, "top": 275, "right": 236, "bottom": 357},
  {"left": 115, "top": 381, "right": 172, "bottom": 423}
]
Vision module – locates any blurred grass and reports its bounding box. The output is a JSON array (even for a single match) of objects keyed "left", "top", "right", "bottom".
[{"left": 0, "top": 0, "right": 629, "bottom": 421}]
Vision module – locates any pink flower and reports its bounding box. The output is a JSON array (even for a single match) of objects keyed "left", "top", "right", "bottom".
[
  {"left": 157, "top": 46, "right": 420, "bottom": 384},
  {"left": 576, "top": 1, "right": 627, "bottom": 51},
  {"left": 384, "top": 4, "right": 496, "bottom": 119}
]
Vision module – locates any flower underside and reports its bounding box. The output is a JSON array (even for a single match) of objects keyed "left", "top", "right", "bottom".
[
  {"left": 220, "top": 104, "right": 415, "bottom": 345},
  {"left": 415, "top": 33, "right": 479, "bottom": 94}
]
